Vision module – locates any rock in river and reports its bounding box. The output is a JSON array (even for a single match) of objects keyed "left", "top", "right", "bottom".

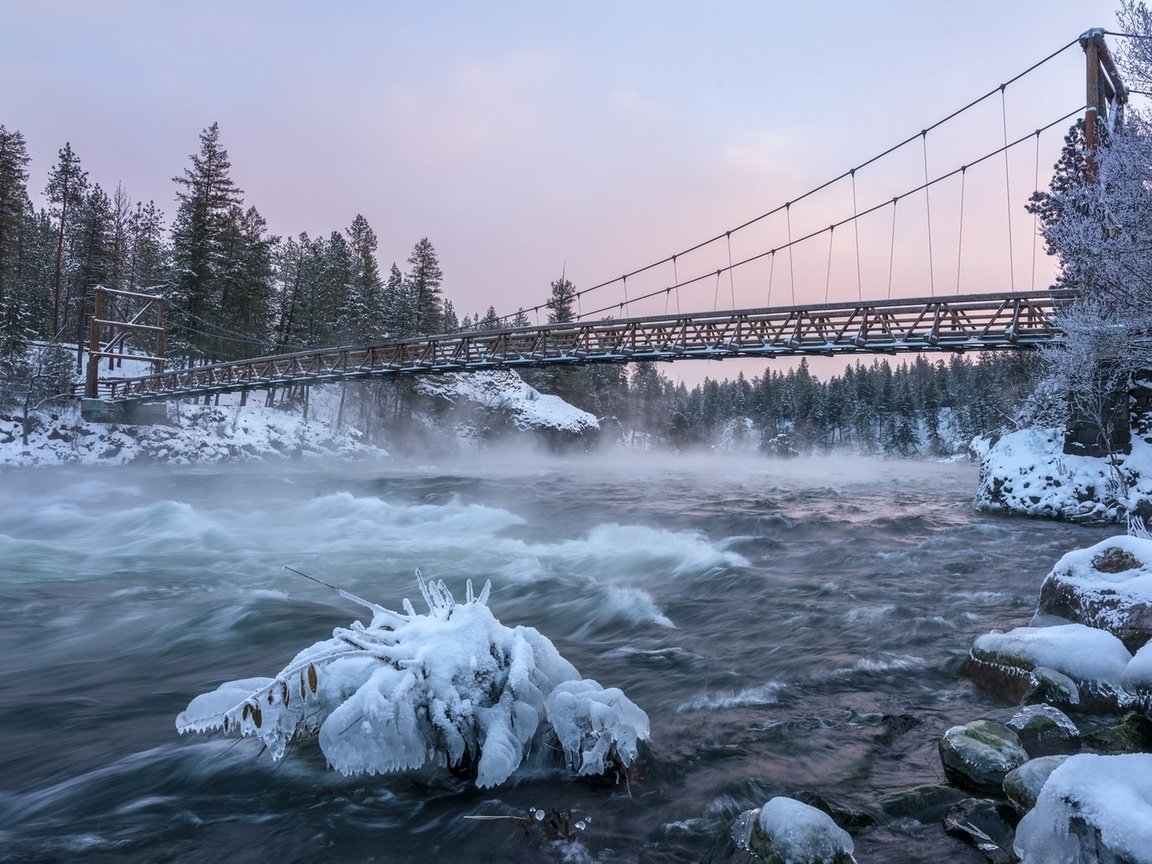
[{"left": 938, "top": 719, "right": 1028, "bottom": 795}]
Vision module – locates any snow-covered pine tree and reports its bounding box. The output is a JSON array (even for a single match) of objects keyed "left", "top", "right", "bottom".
[{"left": 406, "top": 237, "right": 443, "bottom": 335}]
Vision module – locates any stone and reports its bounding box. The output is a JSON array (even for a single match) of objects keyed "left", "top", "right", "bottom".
[
  {"left": 879, "top": 784, "right": 970, "bottom": 824},
  {"left": 1003, "top": 755, "right": 1071, "bottom": 814},
  {"left": 745, "top": 797, "right": 856, "bottom": 864},
  {"left": 1005, "top": 704, "right": 1081, "bottom": 757},
  {"left": 938, "top": 720, "right": 1029, "bottom": 795},
  {"left": 1083, "top": 711, "right": 1152, "bottom": 754},
  {"left": 942, "top": 798, "right": 1018, "bottom": 864},
  {"left": 966, "top": 624, "right": 1133, "bottom": 713},
  {"left": 1034, "top": 536, "right": 1152, "bottom": 653}
]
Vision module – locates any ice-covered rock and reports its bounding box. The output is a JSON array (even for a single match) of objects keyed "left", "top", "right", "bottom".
[
  {"left": 1005, "top": 704, "right": 1081, "bottom": 757},
  {"left": 739, "top": 797, "right": 856, "bottom": 864},
  {"left": 1003, "top": 754, "right": 1071, "bottom": 815},
  {"left": 1123, "top": 640, "right": 1152, "bottom": 704},
  {"left": 1014, "top": 753, "right": 1152, "bottom": 864},
  {"left": 1034, "top": 536, "right": 1152, "bottom": 652},
  {"left": 938, "top": 720, "right": 1028, "bottom": 795},
  {"left": 965, "top": 623, "right": 1133, "bottom": 711},
  {"left": 176, "top": 575, "right": 648, "bottom": 788}
]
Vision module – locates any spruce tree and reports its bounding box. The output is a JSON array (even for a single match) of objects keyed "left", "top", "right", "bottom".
[
  {"left": 168, "top": 122, "right": 243, "bottom": 361},
  {"left": 406, "top": 237, "right": 443, "bottom": 334},
  {"left": 0, "top": 126, "right": 30, "bottom": 317},
  {"left": 44, "top": 142, "right": 88, "bottom": 336}
]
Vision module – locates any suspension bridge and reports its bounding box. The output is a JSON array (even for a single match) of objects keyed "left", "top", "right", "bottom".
[{"left": 81, "top": 29, "right": 1129, "bottom": 416}]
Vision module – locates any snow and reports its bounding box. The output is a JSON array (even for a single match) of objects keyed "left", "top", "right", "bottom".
[
  {"left": 0, "top": 401, "right": 377, "bottom": 467},
  {"left": 1014, "top": 753, "right": 1152, "bottom": 864},
  {"left": 975, "top": 428, "right": 1152, "bottom": 521},
  {"left": 972, "top": 623, "right": 1132, "bottom": 687},
  {"left": 1123, "top": 640, "right": 1152, "bottom": 694},
  {"left": 176, "top": 575, "right": 649, "bottom": 788},
  {"left": 415, "top": 370, "right": 599, "bottom": 435}
]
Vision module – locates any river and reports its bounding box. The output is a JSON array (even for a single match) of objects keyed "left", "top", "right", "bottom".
[{"left": 0, "top": 453, "right": 1114, "bottom": 863}]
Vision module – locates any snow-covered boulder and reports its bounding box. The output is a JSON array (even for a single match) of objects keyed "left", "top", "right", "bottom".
[
  {"left": 1005, "top": 704, "right": 1081, "bottom": 758},
  {"left": 938, "top": 720, "right": 1028, "bottom": 794},
  {"left": 414, "top": 370, "right": 599, "bottom": 443},
  {"left": 1014, "top": 753, "right": 1152, "bottom": 864},
  {"left": 732, "top": 797, "right": 856, "bottom": 864},
  {"left": 176, "top": 575, "right": 648, "bottom": 788},
  {"left": 942, "top": 798, "right": 1017, "bottom": 863},
  {"left": 1034, "top": 536, "right": 1152, "bottom": 652},
  {"left": 1003, "top": 754, "right": 1071, "bottom": 815},
  {"left": 965, "top": 623, "right": 1134, "bottom": 712},
  {"left": 975, "top": 428, "right": 1152, "bottom": 523}
]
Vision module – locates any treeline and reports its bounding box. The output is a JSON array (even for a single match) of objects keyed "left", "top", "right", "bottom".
[
  {"left": 536, "top": 351, "right": 1041, "bottom": 456},
  {"left": 0, "top": 122, "right": 489, "bottom": 397}
]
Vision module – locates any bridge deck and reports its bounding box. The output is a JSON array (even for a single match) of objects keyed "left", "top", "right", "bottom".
[{"left": 94, "top": 290, "right": 1069, "bottom": 404}]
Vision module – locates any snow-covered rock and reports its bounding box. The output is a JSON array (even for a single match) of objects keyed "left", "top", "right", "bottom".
[
  {"left": 415, "top": 370, "right": 598, "bottom": 441},
  {"left": 734, "top": 797, "right": 856, "bottom": 864},
  {"left": 1003, "top": 755, "right": 1071, "bottom": 815},
  {"left": 176, "top": 575, "right": 648, "bottom": 788},
  {"left": 1014, "top": 753, "right": 1152, "bottom": 864},
  {"left": 1034, "top": 536, "right": 1152, "bottom": 652},
  {"left": 974, "top": 428, "right": 1152, "bottom": 523},
  {"left": 965, "top": 623, "right": 1133, "bottom": 711},
  {"left": 938, "top": 720, "right": 1029, "bottom": 794},
  {"left": 1123, "top": 641, "right": 1152, "bottom": 704}
]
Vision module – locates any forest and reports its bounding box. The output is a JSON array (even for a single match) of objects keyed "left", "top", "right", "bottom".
[{"left": 0, "top": 120, "right": 1042, "bottom": 455}]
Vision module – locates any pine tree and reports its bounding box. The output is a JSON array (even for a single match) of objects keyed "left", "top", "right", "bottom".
[
  {"left": 168, "top": 122, "right": 244, "bottom": 361},
  {"left": 0, "top": 126, "right": 30, "bottom": 319},
  {"left": 44, "top": 142, "right": 88, "bottom": 336},
  {"left": 546, "top": 275, "right": 577, "bottom": 323},
  {"left": 127, "top": 201, "right": 166, "bottom": 291},
  {"left": 406, "top": 237, "right": 443, "bottom": 334},
  {"left": 343, "top": 215, "right": 384, "bottom": 342}
]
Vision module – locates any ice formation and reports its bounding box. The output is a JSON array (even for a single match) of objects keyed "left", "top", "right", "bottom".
[
  {"left": 176, "top": 574, "right": 648, "bottom": 788},
  {"left": 1014, "top": 753, "right": 1152, "bottom": 864}
]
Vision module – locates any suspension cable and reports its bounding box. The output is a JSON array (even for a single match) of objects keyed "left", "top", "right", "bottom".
[
  {"left": 726, "top": 231, "right": 736, "bottom": 309},
  {"left": 1031, "top": 129, "right": 1041, "bottom": 291},
  {"left": 824, "top": 225, "right": 835, "bottom": 303},
  {"left": 558, "top": 36, "right": 1081, "bottom": 308},
  {"left": 786, "top": 202, "right": 796, "bottom": 304},
  {"left": 572, "top": 104, "right": 1085, "bottom": 320},
  {"left": 887, "top": 197, "right": 899, "bottom": 300}
]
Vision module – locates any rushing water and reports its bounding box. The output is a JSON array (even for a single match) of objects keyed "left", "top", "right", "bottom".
[{"left": 0, "top": 453, "right": 1115, "bottom": 863}]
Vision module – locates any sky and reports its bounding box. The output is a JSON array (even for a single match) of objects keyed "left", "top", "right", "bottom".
[{"left": 2, "top": 0, "right": 1132, "bottom": 379}]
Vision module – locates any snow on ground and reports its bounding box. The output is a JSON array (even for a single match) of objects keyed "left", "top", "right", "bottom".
[
  {"left": 975, "top": 427, "right": 1152, "bottom": 521},
  {"left": 0, "top": 399, "right": 378, "bottom": 467}
]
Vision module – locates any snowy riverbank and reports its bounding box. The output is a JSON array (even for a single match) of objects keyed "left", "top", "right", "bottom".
[{"left": 0, "top": 370, "right": 600, "bottom": 467}]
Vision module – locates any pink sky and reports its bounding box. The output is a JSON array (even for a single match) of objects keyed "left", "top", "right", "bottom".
[{"left": 5, "top": 0, "right": 1129, "bottom": 380}]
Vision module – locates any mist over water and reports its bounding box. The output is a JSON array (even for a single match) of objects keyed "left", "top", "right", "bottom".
[{"left": 0, "top": 455, "right": 1114, "bottom": 863}]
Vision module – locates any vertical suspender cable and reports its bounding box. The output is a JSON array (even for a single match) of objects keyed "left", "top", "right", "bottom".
[
  {"left": 921, "top": 132, "right": 936, "bottom": 296},
  {"left": 673, "top": 255, "right": 680, "bottom": 315},
  {"left": 767, "top": 249, "right": 776, "bottom": 307},
  {"left": 1031, "top": 129, "right": 1041, "bottom": 291},
  {"left": 824, "top": 226, "right": 835, "bottom": 303},
  {"left": 726, "top": 231, "right": 736, "bottom": 309},
  {"left": 887, "top": 197, "right": 899, "bottom": 300},
  {"left": 786, "top": 203, "right": 796, "bottom": 304},
  {"left": 1000, "top": 86, "right": 1016, "bottom": 291},
  {"left": 955, "top": 166, "right": 967, "bottom": 295},
  {"left": 713, "top": 270, "right": 721, "bottom": 311},
  {"left": 851, "top": 170, "right": 863, "bottom": 300}
]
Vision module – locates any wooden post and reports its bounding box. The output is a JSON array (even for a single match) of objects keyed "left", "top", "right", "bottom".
[
  {"left": 85, "top": 289, "right": 102, "bottom": 398},
  {"left": 1083, "top": 30, "right": 1101, "bottom": 153}
]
